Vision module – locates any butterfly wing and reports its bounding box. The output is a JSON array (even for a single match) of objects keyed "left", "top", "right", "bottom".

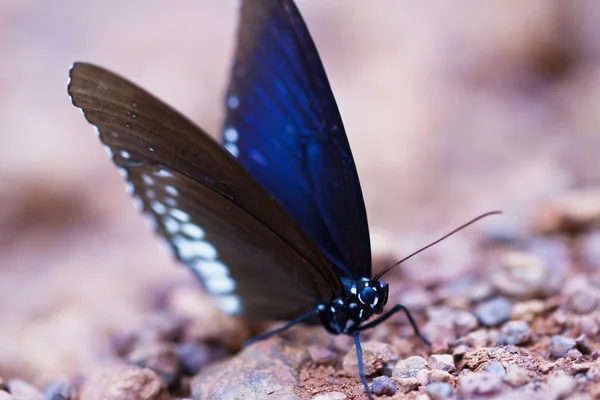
[
  {"left": 222, "top": 0, "right": 371, "bottom": 278},
  {"left": 68, "top": 62, "right": 342, "bottom": 320}
]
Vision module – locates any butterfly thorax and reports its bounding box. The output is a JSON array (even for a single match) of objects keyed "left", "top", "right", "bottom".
[{"left": 317, "top": 277, "right": 389, "bottom": 335}]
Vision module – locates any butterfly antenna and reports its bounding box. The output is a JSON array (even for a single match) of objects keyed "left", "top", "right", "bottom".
[{"left": 374, "top": 211, "right": 502, "bottom": 281}]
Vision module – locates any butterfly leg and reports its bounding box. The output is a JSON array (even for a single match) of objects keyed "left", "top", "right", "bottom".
[
  {"left": 352, "top": 331, "right": 374, "bottom": 400},
  {"left": 357, "top": 304, "right": 431, "bottom": 346},
  {"left": 243, "top": 309, "right": 319, "bottom": 346}
]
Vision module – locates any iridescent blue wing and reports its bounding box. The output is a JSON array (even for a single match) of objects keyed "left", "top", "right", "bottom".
[
  {"left": 222, "top": 0, "right": 371, "bottom": 278},
  {"left": 68, "top": 62, "right": 342, "bottom": 320}
]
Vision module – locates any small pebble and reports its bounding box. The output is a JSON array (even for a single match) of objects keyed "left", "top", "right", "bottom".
[
  {"left": 575, "top": 334, "right": 592, "bottom": 354},
  {"left": 177, "top": 342, "right": 216, "bottom": 375},
  {"left": 511, "top": 300, "right": 545, "bottom": 322},
  {"left": 547, "top": 374, "right": 576, "bottom": 399},
  {"left": 428, "top": 370, "right": 452, "bottom": 383},
  {"left": 343, "top": 341, "right": 394, "bottom": 376},
  {"left": 551, "top": 336, "right": 576, "bottom": 359},
  {"left": 415, "top": 395, "right": 431, "bottom": 400},
  {"left": 393, "top": 356, "right": 429, "bottom": 379},
  {"left": 569, "top": 289, "right": 597, "bottom": 314},
  {"left": 127, "top": 342, "right": 180, "bottom": 387},
  {"left": 308, "top": 345, "right": 338, "bottom": 366},
  {"left": 453, "top": 345, "right": 469, "bottom": 357},
  {"left": 566, "top": 349, "right": 583, "bottom": 359},
  {"left": 370, "top": 376, "right": 397, "bottom": 396},
  {"left": 454, "top": 311, "right": 479, "bottom": 336},
  {"left": 474, "top": 297, "right": 512, "bottom": 327},
  {"left": 428, "top": 355, "right": 455, "bottom": 372},
  {"left": 570, "top": 363, "right": 592, "bottom": 375},
  {"left": 459, "top": 372, "right": 503, "bottom": 396},
  {"left": 463, "top": 329, "right": 491, "bottom": 348},
  {"left": 312, "top": 392, "right": 346, "bottom": 400},
  {"left": 395, "top": 377, "right": 420, "bottom": 393},
  {"left": 492, "top": 251, "right": 552, "bottom": 300},
  {"left": 44, "top": 382, "right": 73, "bottom": 400},
  {"left": 503, "top": 365, "right": 529, "bottom": 387},
  {"left": 7, "top": 380, "right": 43, "bottom": 400},
  {"left": 79, "top": 364, "right": 169, "bottom": 400},
  {"left": 531, "top": 188, "right": 600, "bottom": 234},
  {"left": 499, "top": 320, "right": 530, "bottom": 345},
  {"left": 485, "top": 361, "right": 506, "bottom": 376},
  {"left": 425, "top": 382, "right": 452, "bottom": 400}
]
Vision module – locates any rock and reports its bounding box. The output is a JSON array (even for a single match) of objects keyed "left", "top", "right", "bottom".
[
  {"left": 473, "top": 297, "right": 512, "bottom": 327},
  {"left": 311, "top": 393, "right": 345, "bottom": 400},
  {"left": 453, "top": 345, "right": 469, "bottom": 357},
  {"left": 511, "top": 300, "right": 546, "bottom": 322},
  {"left": 454, "top": 311, "right": 479, "bottom": 336},
  {"left": 392, "top": 356, "right": 429, "bottom": 379},
  {"left": 551, "top": 336, "right": 576, "bottom": 359},
  {"left": 127, "top": 342, "right": 180, "bottom": 387},
  {"left": 566, "top": 349, "right": 583, "bottom": 360},
  {"left": 570, "top": 363, "right": 592, "bottom": 375},
  {"left": 425, "top": 382, "right": 452, "bottom": 399},
  {"left": 547, "top": 374, "right": 576, "bottom": 399},
  {"left": 398, "top": 287, "right": 435, "bottom": 312},
  {"left": 307, "top": 346, "right": 337, "bottom": 366},
  {"left": 492, "top": 251, "right": 556, "bottom": 300},
  {"left": 343, "top": 341, "right": 394, "bottom": 376},
  {"left": 80, "top": 364, "right": 170, "bottom": 400},
  {"left": 575, "top": 334, "right": 592, "bottom": 354},
  {"left": 428, "top": 355, "right": 455, "bottom": 372},
  {"left": 191, "top": 338, "right": 308, "bottom": 399},
  {"left": 568, "top": 290, "right": 597, "bottom": 314},
  {"left": 370, "top": 376, "right": 397, "bottom": 396},
  {"left": 499, "top": 320, "right": 530, "bottom": 345},
  {"left": 43, "top": 382, "right": 73, "bottom": 400},
  {"left": 395, "top": 377, "right": 420, "bottom": 393},
  {"left": 485, "top": 361, "right": 506, "bottom": 376},
  {"left": 463, "top": 329, "right": 491, "bottom": 348},
  {"left": 503, "top": 365, "right": 529, "bottom": 387},
  {"left": 177, "top": 342, "right": 218, "bottom": 376},
  {"left": 7, "top": 380, "right": 43, "bottom": 400},
  {"left": 458, "top": 372, "right": 503, "bottom": 396},
  {"left": 531, "top": 188, "right": 600, "bottom": 234},
  {"left": 428, "top": 370, "right": 452, "bottom": 383}
]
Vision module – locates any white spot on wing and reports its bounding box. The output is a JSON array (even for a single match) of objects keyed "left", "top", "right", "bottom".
[
  {"left": 150, "top": 200, "right": 167, "bottom": 215},
  {"left": 120, "top": 150, "right": 131, "bottom": 159},
  {"left": 155, "top": 169, "right": 174, "bottom": 178},
  {"left": 103, "top": 145, "right": 113, "bottom": 157},
  {"left": 217, "top": 295, "right": 241, "bottom": 314},
  {"left": 118, "top": 168, "right": 128, "bottom": 178},
  {"left": 224, "top": 143, "right": 239, "bottom": 158},
  {"left": 165, "top": 185, "right": 178, "bottom": 196},
  {"left": 125, "top": 182, "right": 135, "bottom": 195},
  {"left": 173, "top": 236, "right": 217, "bottom": 260},
  {"left": 224, "top": 127, "right": 239, "bottom": 142},
  {"left": 227, "top": 96, "right": 239, "bottom": 109},
  {"left": 181, "top": 223, "right": 204, "bottom": 239},
  {"left": 192, "top": 259, "right": 228, "bottom": 278},
  {"left": 205, "top": 276, "right": 236, "bottom": 294},
  {"left": 142, "top": 174, "right": 155, "bottom": 185},
  {"left": 170, "top": 208, "right": 190, "bottom": 222},
  {"left": 131, "top": 196, "right": 143, "bottom": 210},
  {"left": 165, "top": 197, "right": 177, "bottom": 207},
  {"left": 163, "top": 216, "right": 180, "bottom": 234}
]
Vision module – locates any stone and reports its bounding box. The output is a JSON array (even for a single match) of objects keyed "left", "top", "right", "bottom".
[
  {"left": 547, "top": 374, "right": 576, "bottom": 399},
  {"left": 570, "top": 363, "right": 592, "bottom": 375},
  {"left": 428, "top": 370, "right": 452, "bottom": 383},
  {"left": 551, "top": 336, "right": 576, "bottom": 359},
  {"left": 191, "top": 338, "right": 308, "bottom": 399},
  {"left": 311, "top": 393, "right": 345, "bottom": 400},
  {"left": 392, "top": 356, "right": 429, "bottom": 379},
  {"left": 503, "top": 365, "right": 529, "bottom": 387},
  {"left": 370, "top": 376, "right": 396, "bottom": 397},
  {"left": 473, "top": 297, "right": 512, "bottom": 327},
  {"left": 127, "top": 342, "right": 180, "bottom": 387},
  {"left": 7, "top": 380, "right": 43, "bottom": 400},
  {"left": 428, "top": 355, "right": 455, "bottom": 372},
  {"left": 568, "top": 290, "right": 597, "bottom": 314},
  {"left": 44, "top": 382, "right": 73, "bottom": 400},
  {"left": 492, "top": 251, "right": 554, "bottom": 300},
  {"left": 395, "top": 377, "right": 420, "bottom": 393},
  {"left": 79, "top": 364, "right": 170, "bottom": 400},
  {"left": 425, "top": 382, "right": 452, "bottom": 400},
  {"left": 511, "top": 300, "right": 545, "bottom": 322},
  {"left": 575, "top": 334, "right": 592, "bottom": 354},
  {"left": 499, "top": 320, "right": 530, "bottom": 345},
  {"left": 458, "top": 372, "right": 503, "bottom": 396},
  {"left": 485, "top": 361, "right": 506, "bottom": 376},
  {"left": 343, "top": 341, "right": 394, "bottom": 376},
  {"left": 177, "top": 342, "right": 217, "bottom": 375},
  {"left": 307, "top": 346, "right": 337, "bottom": 366},
  {"left": 531, "top": 188, "right": 600, "bottom": 234}
]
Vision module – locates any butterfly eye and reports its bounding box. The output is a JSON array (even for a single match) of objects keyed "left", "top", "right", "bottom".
[{"left": 358, "top": 286, "right": 376, "bottom": 305}]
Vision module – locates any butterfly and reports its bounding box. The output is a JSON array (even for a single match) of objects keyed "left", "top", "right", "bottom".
[{"left": 68, "top": 0, "right": 498, "bottom": 398}]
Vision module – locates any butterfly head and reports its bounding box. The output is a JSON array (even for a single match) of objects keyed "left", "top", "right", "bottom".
[{"left": 318, "top": 277, "right": 389, "bottom": 335}]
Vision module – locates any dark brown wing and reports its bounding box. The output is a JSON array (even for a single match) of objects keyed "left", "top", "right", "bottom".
[{"left": 68, "top": 62, "right": 342, "bottom": 320}]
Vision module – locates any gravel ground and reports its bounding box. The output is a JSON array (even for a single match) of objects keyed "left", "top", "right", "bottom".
[{"left": 2, "top": 1, "right": 600, "bottom": 399}]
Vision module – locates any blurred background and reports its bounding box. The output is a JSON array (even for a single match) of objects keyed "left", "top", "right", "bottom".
[{"left": 1, "top": 0, "right": 600, "bottom": 387}]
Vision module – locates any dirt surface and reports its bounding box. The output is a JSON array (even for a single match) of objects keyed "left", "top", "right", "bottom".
[{"left": 1, "top": 1, "right": 600, "bottom": 399}]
